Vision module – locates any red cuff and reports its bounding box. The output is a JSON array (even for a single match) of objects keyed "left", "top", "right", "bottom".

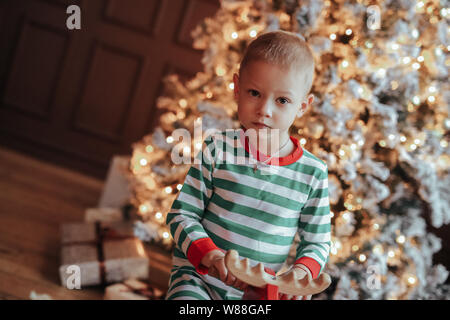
[
  {"left": 294, "top": 257, "right": 321, "bottom": 279},
  {"left": 187, "top": 238, "right": 219, "bottom": 275}
]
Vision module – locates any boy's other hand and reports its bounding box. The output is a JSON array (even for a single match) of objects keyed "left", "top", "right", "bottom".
[{"left": 202, "top": 250, "right": 248, "bottom": 291}]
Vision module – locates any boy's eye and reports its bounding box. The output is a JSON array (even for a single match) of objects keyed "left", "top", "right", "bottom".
[
  {"left": 277, "top": 97, "right": 289, "bottom": 105},
  {"left": 248, "top": 89, "right": 260, "bottom": 97}
]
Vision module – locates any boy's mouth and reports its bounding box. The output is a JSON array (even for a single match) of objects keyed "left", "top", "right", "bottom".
[{"left": 252, "top": 122, "right": 271, "bottom": 129}]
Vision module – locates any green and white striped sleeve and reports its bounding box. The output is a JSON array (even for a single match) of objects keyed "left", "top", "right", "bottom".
[
  {"left": 295, "top": 165, "right": 331, "bottom": 278},
  {"left": 166, "top": 135, "right": 220, "bottom": 274}
]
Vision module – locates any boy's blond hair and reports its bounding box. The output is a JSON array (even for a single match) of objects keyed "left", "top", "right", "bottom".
[{"left": 239, "top": 30, "right": 315, "bottom": 97}]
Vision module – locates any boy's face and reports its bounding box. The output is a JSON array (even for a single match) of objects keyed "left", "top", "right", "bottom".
[{"left": 233, "top": 60, "right": 313, "bottom": 139}]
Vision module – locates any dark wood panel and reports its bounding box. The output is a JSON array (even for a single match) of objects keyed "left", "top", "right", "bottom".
[
  {"left": 3, "top": 18, "right": 69, "bottom": 120},
  {"left": 103, "top": 0, "right": 164, "bottom": 35},
  {"left": 73, "top": 41, "right": 143, "bottom": 142}
]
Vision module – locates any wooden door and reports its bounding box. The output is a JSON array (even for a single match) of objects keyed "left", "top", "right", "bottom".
[{"left": 0, "top": 0, "right": 220, "bottom": 178}]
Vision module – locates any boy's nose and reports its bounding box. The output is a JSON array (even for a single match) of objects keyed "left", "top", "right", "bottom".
[{"left": 257, "top": 100, "right": 272, "bottom": 117}]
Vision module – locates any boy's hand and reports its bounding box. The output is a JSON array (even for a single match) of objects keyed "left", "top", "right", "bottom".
[
  {"left": 277, "top": 264, "right": 312, "bottom": 300},
  {"left": 201, "top": 250, "right": 248, "bottom": 291}
]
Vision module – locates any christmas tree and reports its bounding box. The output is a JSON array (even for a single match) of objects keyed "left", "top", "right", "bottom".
[{"left": 127, "top": 0, "right": 450, "bottom": 299}]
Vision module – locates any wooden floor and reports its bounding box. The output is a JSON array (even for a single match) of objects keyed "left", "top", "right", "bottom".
[{"left": 0, "top": 146, "right": 171, "bottom": 300}]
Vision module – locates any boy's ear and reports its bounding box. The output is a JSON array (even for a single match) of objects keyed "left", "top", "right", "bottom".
[
  {"left": 307, "top": 94, "right": 314, "bottom": 106},
  {"left": 233, "top": 73, "right": 239, "bottom": 101},
  {"left": 297, "top": 94, "right": 314, "bottom": 117}
]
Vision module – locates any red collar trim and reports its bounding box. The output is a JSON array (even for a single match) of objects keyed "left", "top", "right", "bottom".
[{"left": 239, "top": 128, "right": 303, "bottom": 166}]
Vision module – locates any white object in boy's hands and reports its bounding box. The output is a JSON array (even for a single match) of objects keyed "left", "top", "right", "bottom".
[{"left": 224, "top": 250, "right": 332, "bottom": 296}]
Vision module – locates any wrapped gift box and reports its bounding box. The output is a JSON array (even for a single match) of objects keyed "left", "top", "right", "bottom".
[
  {"left": 59, "top": 221, "right": 149, "bottom": 288},
  {"left": 84, "top": 205, "right": 140, "bottom": 224},
  {"left": 98, "top": 156, "right": 131, "bottom": 209},
  {"left": 104, "top": 278, "right": 165, "bottom": 300}
]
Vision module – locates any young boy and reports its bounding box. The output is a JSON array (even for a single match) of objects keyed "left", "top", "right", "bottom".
[{"left": 165, "top": 30, "right": 331, "bottom": 300}]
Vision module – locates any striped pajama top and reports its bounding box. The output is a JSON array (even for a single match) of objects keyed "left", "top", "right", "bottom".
[{"left": 166, "top": 128, "right": 331, "bottom": 297}]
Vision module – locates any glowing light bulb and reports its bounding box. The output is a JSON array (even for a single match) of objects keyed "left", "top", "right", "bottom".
[
  {"left": 162, "top": 232, "right": 169, "bottom": 239},
  {"left": 165, "top": 186, "right": 173, "bottom": 194},
  {"left": 400, "top": 136, "right": 407, "bottom": 142},
  {"left": 231, "top": 32, "right": 238, "bottom": 39},
  {"left": 228, "top": 83, "right": 234, "bottom": 90},
  {"left": 139, "top": 158, "right": 148, "bottom": 166},
  {"left": 139, "top": 204, "right": 148, "bottom": 214},
  {"left": 215, "top": 66, "right": 226, "bottom": 76},
  {"left": 396, "top": 235, "right": 406, "bottom": 244},
  {"left": 408, "top": 276, "right": 417, "bottom": 285},
  {"left": 341, "top": 60, "right": 349, "bottom": 68},
  {"left": 373, "top": 245, "right": 383, "bottom": 254},
  {"left": 359, "top": 254, "right": 366, "bottom": 262},
  {"left": 412, "top": 96, "right": 420, "bottom": 105},
  {"left": 249, "top": 29, "right": 257, "bottom": 37},
  {"left": 375, "top": 68, "right": 386, "bottom": 78},
  {"left": 345, "top": 28, "right": 352, "bottom": 35},
  {"left": 412, "top": 62, "right": 420, "bottom": 70},
  {"left": 329, "top": 33, "right": 336, "bottom": 40},
  {"left": 417, "top": 55, "right": 424, "bottom": 62},
  {"left": 166, "top": 136, "right": 174, "bottom": 143},
  {"left": 388, "top": 250, "right": 395, "bottom": 258},
  {"left": 155, "top": 212, "right": 162, "bottom": 219},
  {"left": 179, "top": 99, "right": 187, "bottom": 108},
  {"left": 300, "top": 138, "right": 307, "bottom": 145},
  {"left": 402, "top": 57, "right": 411, "bottom": 64},
  {"left": 177, "top": 184, "right": 183, "bottom": 190}
]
